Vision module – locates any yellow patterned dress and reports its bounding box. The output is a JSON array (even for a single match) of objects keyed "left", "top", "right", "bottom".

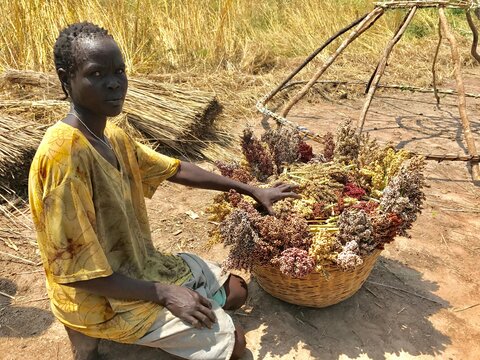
[{"left": 28, "top": 121, "right": 191, "bottom": 343}]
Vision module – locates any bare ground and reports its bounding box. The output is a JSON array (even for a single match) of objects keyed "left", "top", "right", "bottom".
[{"left": 1, "top": 72, "right": 480, "bottom": 359}]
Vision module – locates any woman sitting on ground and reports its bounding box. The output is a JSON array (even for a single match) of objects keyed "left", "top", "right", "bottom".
[{"left": 28, "top": 22, "right": 298, "bottom": 360}]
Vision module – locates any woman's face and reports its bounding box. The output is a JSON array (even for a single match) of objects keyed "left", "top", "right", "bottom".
[{"left": 68, "top": 37, "right": 128, "bottom": 118}]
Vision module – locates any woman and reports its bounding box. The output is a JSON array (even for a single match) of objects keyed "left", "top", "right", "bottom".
[{"left": 28, "top": 22, "right": 298, "bottom": 360}]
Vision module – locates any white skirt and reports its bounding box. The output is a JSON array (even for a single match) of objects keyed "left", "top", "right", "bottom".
[{"left": 134, "top": 253, "right": 236, "bottom": 360}]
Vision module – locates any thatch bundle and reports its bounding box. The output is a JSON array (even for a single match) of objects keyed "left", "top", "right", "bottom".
[
  {"left": 0, "top": 69, "right": 230, "bottom": 156},
  {"left": 124, "top": 77, "right": 223, "bottom": 158},
  {"left": 0, "top": 114, "right": 45, "bottom": 196},
  {"left": 0, "top": 69, "right": 235, "bottom": 198}
]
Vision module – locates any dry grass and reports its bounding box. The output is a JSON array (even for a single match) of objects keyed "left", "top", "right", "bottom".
[
  {"left": 0, "top": 1, "right": 477, "bottom": 131},
  {"left": 0, "top": 114, "right": 45, "bottom": 196},
  {"left": 0, "top": 1, "right": 476, "bottom": 83},
  {"left": 0, "top": 1, "right": 478, "bottom": 163}
]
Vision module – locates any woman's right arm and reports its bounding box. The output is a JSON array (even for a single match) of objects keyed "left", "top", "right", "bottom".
[{"left": 65, "top": 273, "right": 216, "bottom": 329}]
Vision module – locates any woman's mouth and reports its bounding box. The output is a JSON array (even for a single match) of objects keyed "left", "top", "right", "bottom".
[{"left": 105, "top": 98, "right": 124, "bottom": 106}]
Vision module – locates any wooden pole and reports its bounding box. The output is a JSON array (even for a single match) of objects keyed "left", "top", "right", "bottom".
[
  {"left": 466, "top": 10, "right": 480, "bottom": 64},
  {"left": 278, "top": 79, "right": 480, "bottom": 99},
  {"left": 261, "top": 12, "right": 370, "bottom": 105},
  {"left": 357, "top": 7, "right": 417, "bottom": 134},
  {"left": 439, "top": 7, "right": 480, "bottom": 181},
  {"left": 432, "top": 17, "right": 442, "bottom": 106},
  {"left": 280, "top": 7, "right": 385, "bottom": 118}
]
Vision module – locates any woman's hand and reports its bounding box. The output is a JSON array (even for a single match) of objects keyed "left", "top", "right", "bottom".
[
  {"left": 155, "top": 283, "right": 216, "bottom": 329},
  {"left": 251, "top": 183, "right": 301, "bottom": 215}
]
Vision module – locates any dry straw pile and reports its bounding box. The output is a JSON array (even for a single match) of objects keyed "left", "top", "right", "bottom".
[
  {"left": 0, "top": 114, "right": 46, "bottom": 196},
  {"left": 0, "top": 69, "right": 234, "bottom": 198}
]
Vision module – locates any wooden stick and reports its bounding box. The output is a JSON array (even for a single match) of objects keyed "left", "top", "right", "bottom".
[
  {"left": 466, "top": 10, "right": 480, "bottom": 63},
  {"left": 424, "top": 153, "right": 480, "bottom": 162},
  {"left": 357, "top": 7, "right": 417, "bottom": 134},
  {"left": 366, "top": 281, "right": 444, "bottom": 304},
  {"left": 13, "top": 296, "right": 49, "bottom": 305},
  {"left": 0, "top": 290, "right": 15, "bottom": 300},
  {"left": 365, "top": 286, "right": 380, "bottom": 298},
  {"left": 0, "top": 194, "right": 33, "bottom": 230},
  {"left": 280, "top": 7, "right": 385, "bottom": 117},
  {"left": 440, "top": 207, "right": 480, "bottom": 213},
  {"left": 432, "top": 16, "right": 442, "bottom": 106},
  {"left": 454, "top": 303, "right": 480, "bottom": 312},
  {"left": 439, "top": 7, "right": 480, "bottom": 181},
  {"left": 375, "top": 1, "right": 471, "bottom": 8},
  {"left": 278, "top": 79, "right": 480, "bottom": 98},
  {"left": 261, "top": 12, "right": 370, "bottom": 105},
  {"left": 0, "top": 250, "right": 37, "bottom": 265}
]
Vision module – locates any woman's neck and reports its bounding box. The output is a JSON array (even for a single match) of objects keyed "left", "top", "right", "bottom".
[{"left": 69, "top": 105, "right": 107, "bottom": 137}]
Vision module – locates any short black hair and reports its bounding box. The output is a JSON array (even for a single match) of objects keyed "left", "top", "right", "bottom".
[{"left": 53, "top": 22, "right": 112, "bottom": 97}]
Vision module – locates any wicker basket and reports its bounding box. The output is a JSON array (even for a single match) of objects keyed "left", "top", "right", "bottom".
[{"left": 252, "top": 249, "right": 382, "bottom": 308}]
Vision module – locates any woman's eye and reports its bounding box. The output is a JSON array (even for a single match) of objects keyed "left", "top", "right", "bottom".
[
  {"left": 92, "top": 71, "right": 101, "bottom": 77},
  {"left": 116, "top": 68, "right": 125, "bottom": 74}
]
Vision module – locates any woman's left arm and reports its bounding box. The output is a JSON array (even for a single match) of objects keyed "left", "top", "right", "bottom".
[{"left": 168, "top": 161, "right": 300, "bottom": 214}]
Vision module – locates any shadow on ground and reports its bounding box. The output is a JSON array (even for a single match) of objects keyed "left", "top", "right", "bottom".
[
  {"left": 0, "top": 278, "right": 54, "bottom": 338},
  {"left": 243, "top": 257, "right": 450, "bottom": 360}
]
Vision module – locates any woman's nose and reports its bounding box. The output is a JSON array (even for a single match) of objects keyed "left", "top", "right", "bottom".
[{"left": 107, "top": 78, "right": 120, "bottom": 90}]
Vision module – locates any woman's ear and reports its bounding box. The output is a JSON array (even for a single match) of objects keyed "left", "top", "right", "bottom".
[
  {"left": 57, "top": 68, "right": 70, "bottom": 98},
  {"left": 57, "top": 68, "right": 69, "bottom": 87}
]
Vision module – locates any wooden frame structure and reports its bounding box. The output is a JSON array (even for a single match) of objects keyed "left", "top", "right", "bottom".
[{"left": 256, "top": 0, "right": 480, "bottom": 181}]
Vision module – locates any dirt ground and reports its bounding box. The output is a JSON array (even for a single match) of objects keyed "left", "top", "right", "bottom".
[{"left": 1, "top": 71, "right": 480, "bottom": 360}]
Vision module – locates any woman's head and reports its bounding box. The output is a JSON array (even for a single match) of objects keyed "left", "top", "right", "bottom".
[{"left": 54, "top": 22, "right": 128, "bottom": 117}]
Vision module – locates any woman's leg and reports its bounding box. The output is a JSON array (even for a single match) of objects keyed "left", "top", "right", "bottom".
[
  {"left": 222, "top": 274, "right": 248, "bottom": 311},
  {"left": 223, "top": 274, "right": 248, "bottom": 359},
  {"left": 64, "top": 326, "right": 100, "bottom": 360},
  {"left": 231, "top": 323, "right": 247, "bottom": 360}
]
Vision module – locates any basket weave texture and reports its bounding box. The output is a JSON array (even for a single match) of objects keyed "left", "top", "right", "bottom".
[{"left": 252, "top": 249, "right": 382, "bottom": 308}]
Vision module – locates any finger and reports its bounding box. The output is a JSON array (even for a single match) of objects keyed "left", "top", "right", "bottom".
[
  {"left": 198, "top": 294, "right": 213, "bottom": 309},
  {"left": 280, "top": 184, "right": 298, "bottom": 190},
  {"left": 184, "top": 315, "right": 203, "bottom": 329},
  {"left": 285, "top": 192, "right": 302, "bottom": 199},
  {"left": 286, "top": 184, "right": 299, "bottom": 191},
  {"left": 194, "top": 310, "right": 214, "bottom": 329},
  {"left": 273, "top": 192, "right": 301, "bottom": 202},
  {"left": 198, "top": 303, "right": 217, "bottom": 324},
  {"left": 266, "top": 205, "right": 275, "bottom": 216}
]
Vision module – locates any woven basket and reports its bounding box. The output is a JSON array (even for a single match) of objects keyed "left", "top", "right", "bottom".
[{"left": 252, "top": 249, "right": 382, "bottom": 308}]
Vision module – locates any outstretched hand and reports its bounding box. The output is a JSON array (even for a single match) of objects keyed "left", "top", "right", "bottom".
[
  {"left": 252, "top": 183, "right": 301, "bottom": 215},
  {"left": 156, "top": 283, "right": 216, "bottom": 329}
]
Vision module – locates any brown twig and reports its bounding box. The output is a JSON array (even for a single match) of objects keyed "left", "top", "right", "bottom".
[
  {"left": 262, "top": 11, "right": 370, "bottom": 105},
  {"left": 365, "top": 286, "right": 380, "bottom": 298},
  {"left": 279, "top": 79, "right": 480, "bottom": 98},
  {"left": 0, "top": 290, "right": 15, "bottom": 300},
  {"left": 13, "top": 296, "right": 49, "bottom": 305},
  {"left": 351, "top": 329, "right": 365, "bottom": 347},
  {"left": 441, "top": 233, "right": 451, "bottom": 249},
  {"left": 0, "top": 194, "right": 33, "bottom": 230},
  {"left": 454, "top": 303, "right": 480, "bottom": 312},
  {"left": 366, "top": 281, "right": 444, "bottom": 304},
  {"left": 375, "top": 1, "right": 472, "bottom": 8},
  {"left": 440, "top": 207, "right": 480, "bottom": 213},
  {"left": 432, "top": 17, "right": 442, "bottom": 106},
  {"left": 424, "top": 153, "right": 480, "bottom": 162},
  {"left": 0, "top": 250, "right": 37, "bottom": 265},
  {"left": 439, "top": 7, "right": 480, "bottom": 181},
  {"left": 466, "top": 10, "right": 480, "bottom": 63},
  {"left": 357, "top": 6, "right": 417, "bottom": 134},
  {"left": 13, "top": 269, "right": 44, "bottom": 275},
  {"left": 281, "top": 7, "right": 385, "bottom": 117}
]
